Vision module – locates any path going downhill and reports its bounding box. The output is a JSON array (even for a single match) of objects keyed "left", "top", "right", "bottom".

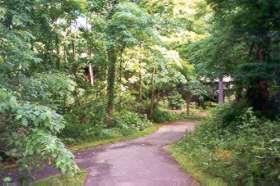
[{"left": 78, "top": 121, "right": 199, "bottom": 186}]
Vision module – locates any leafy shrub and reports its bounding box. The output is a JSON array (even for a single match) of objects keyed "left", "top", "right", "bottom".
[
  {"left": 60, "top": 122, "right": 94, "bottom": 142},
  {"left": 64, "top": 92, "right": 107, "bottom": 126},
  {"left": 22, "top": 130, "right": 79, "bottom": 175},
  {"left": 0, "top": 88, "right": 78, "bottom": 175},
  {"left": 131, "top": 99, "right": 151, "bottom": 115},
  {"left": 61, "top": 95, "right": 108, "bottom": 143},
  {"left": 152, "top": 107, "right": 179, "bottom": 123},
  {"left": 113, "top": 110, "right": 152, "bottom": 133},
  {"left": 22, "top": 73, "right": 77, "bottom": 111},
  {"left": 168, "top": 92, "right": 185, "bottom": 109},
  {"left": 177, "top": 104, "right": 280, "bottom": 185},
  {"left": 60, "top": 123, "right": 123, "bottom": 143},
  {"left": 61, "top": 110, "right": 154, "bottom": 144}
]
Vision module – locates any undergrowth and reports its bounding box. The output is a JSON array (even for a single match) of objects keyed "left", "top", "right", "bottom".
[{"left": 175, "top": 103, "right": 280, "bottom": 185}]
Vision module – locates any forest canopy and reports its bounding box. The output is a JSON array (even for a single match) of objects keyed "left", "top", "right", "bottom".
[{"left": 0, "top": 0, "right": 280, "bottom": 185}]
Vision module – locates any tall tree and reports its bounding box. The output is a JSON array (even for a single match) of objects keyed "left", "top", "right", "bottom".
[
  {"left": 206, "top": 0, "right": 280, "bottom": 115},
  {"left": 105, "top": 2, "right": 155, "bottom": 124}
]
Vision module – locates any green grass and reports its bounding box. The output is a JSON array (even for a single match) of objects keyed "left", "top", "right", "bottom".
[
  {"left": 70, "top": 124, "right": 160, "bottom": 151},
  {"left": 32, "top": 171, "right": 87, "bottom": 186},
  {"left": 168, "top": 145, "right": 227, "bottom": 186},
  {"left": 181, "top": 114, "right": 207, "bottom": 121}
]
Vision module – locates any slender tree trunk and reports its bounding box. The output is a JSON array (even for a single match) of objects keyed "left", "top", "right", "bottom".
[
  {"left": 70, "top": 32, "right": 83, "bottom": 109},
  {"left": 138, "top": 43, "right": 144, "bottom": 101},
  {"left": 117, "top": 47, "right": 125, "bottom": 107},
  {"left": 63, "top": 40, "right": 68, "bottom": 63},
  {"left": 71, "top": 33, "right": 78, "bottom": 78},
  {"left": 139, "top": 61, "right": 143, "bottom": 101},
  {"left": 56, "top": 35, "right": 61, "bottom": 69},
  {"left": 72, "top": 33, "right": 77, "bottom": 62},
  {"left": 89, "top": 64, "right": 94, "bottom": 85},
  {"left": 185, "top": 96, "right": 190, "bottom": 115},
  {"left": 149, "top": 64, "right": 157, "bottom": 118},
  {"left": 218, "top": 77, "right": 224, "bottom": 104},
  {"left": 256, "top": 46, "right": 269, "bottom": 112},
  {"left": 119, "top": 52, "right": 123, "bottom": 83},
  {"left": 106, "top": 48, "right": 117, "bottom": 126},
  {"left": 236, "top": 86, "right": 242, "bottom": 102},
  {"left": 88, "top": 38, "right": 94, "bottom": 85},
  {"left": 63, "top": 29, "right": 71, "bottom": 64}
]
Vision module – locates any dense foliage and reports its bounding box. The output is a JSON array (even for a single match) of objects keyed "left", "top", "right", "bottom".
[
  {"left": 183, "top": 0, "right": 280, "bottom": 117},
  {"left": 0, "top": 88, "right": 78, "bottom": 175},
  {"left": 177, "top": 105, "right": 280, "bottom": 184},
  {"left": 1, "top": 0, "right": 279, "bottom": 184},
  {"left": 0, "top": 0, "right": 206, "bottom": 180},
  {"left": 175, "top": 1, "right": 280, "bottom": 185}
]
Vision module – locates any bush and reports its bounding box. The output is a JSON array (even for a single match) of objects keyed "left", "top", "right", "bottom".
[
  {"left": 60, "top": 122, "right": 123, "bottom": 144},
  {"left": 177, "top": 104, "right": 280, "bottom": 185},
  {"left": 22, "top": 73, "right": 77, "bottom": 111},
  {"left": 61, "top": 93, "right": 108, "bottom": 143},
  {"left": 113, "top": 110, "right": 152, "bottom": 134},
  {"left": 0, "top": 89, "right": 78, "bottom": 175},
  {"left": 61, "top": 109, "right": 153, "bottom": 143},
  {"left": 64, "top": 96, "right": 107, "bottom": 126},
  {"left": 130, "top": 99, "right": 151, "bottom": 115},
  {"left": 60, "top": 122, "right": 94, "bottom": 142},
  {"left": 168, "top": 92, "right": 185, "bottom": 110},
  {"left": 152, "top": 107, "right": 179, "bottom": 123}
]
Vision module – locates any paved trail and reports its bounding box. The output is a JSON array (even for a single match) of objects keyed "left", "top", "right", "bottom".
[
  {"left": 78, "top": 121, "right": 199, "bottom": 186},
  {"left": 1, "top": 121, "right": 199, "bottom": 186}
]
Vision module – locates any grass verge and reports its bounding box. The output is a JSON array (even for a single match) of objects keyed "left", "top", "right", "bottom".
[
  {"left": 32, "top": 171, "right": 87, "bottom": 186},
  {"left": 168, "top": 145, "right": 227, "bottom": 186},
  {"left": 181, "top": 114, "right": 206, "bottom": 121},
  {"left": 70, "top": 124, "right": 160, "bottom": 151}
]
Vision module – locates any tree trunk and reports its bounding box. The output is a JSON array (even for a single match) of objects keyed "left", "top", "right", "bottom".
[
  {"left": 185, "top": 97, "right": 190, "bottom": 115},
  {"left": 71, "top": 33, "right": 78, "bottom": 77},
  {"left": 106, "top": 48, "right": 117, "bottom": 126},
  {"left": 257, "top": 47, "right": 269, "bottom": 112},
  {"left": 118, "top": 50, "right": 124, "bottom": 107},
  {"left": 139, "top": 61, "right": 143, "bottom": 101},
  {"left": 89, "top": 64, "right": 94, "bottom": 85},
  {"left": 236, "top": 86, "right": 242, "bottom": 102},
  {"left": 138, "top": 43, "right": 144, "bottom": 101},
  {"left": 55, "top": 35, "right": 61, "bottom": 69},
  {"left": 88, "top": 39, "right": 94, "bottom": 85},
  {"left": 72, "top": 33, "right": 77, "bottom": 62},
  {"left": 218, "top": 77, "right": 224, "bottom": 104},
  {"left": 247, "top": 45, "right": 270, "bottom": 114},
  {"left": 149, "top": 64, "right": 157, "bottom": 118},
  {"left": 250, "top": 46, "right": 269, "bottom": 113},
  {"left": 86, "top": 32, "right": 94, "bottom": 86},
  {"left": 63, "top": 40, "right": 68, "bottom": 63}
]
